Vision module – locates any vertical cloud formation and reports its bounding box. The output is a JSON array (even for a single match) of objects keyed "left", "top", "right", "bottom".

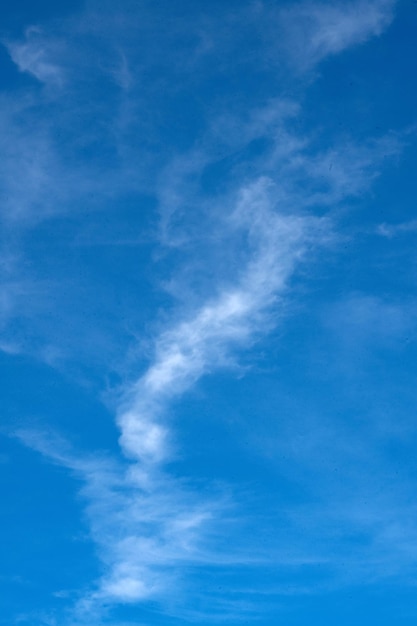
[
  {"left": 118, "top": 179, "right": 325, "bottom": 467},
  {"left": 82, "top": 179, "right": 326, "bottom": 614},
  {"left": 4, "top": 0, "right": 400, "bottom": 622}
]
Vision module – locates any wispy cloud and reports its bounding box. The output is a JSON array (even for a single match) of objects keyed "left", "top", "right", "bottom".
[
  {"left": 2, "top": 0, "right": 409, "bottom": 623},
  {"left": 377, "top": 219, "right": 417, "bottom": 237},
  {"left": 15, "top": 430, "right": 215, "bottom": 609},
  {"left": 16, "top": 174, "right": 327, "bottom": 621},
  {"left": 118, "top": 178, "right": 326, "bottom": 465},
  {"left": 5, "top": 26, "right": 65, "bottom": 86},
  {"left": 279, "top": 0, "right": 396, "bottom": 70}
]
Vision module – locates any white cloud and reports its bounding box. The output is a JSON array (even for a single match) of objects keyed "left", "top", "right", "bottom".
[
  {"left": 105, "top": 179, "right": 325, "bottom": 609},
  {"left": 9, "top": 87, "right": 404, "bottom": 624},
  {"left": 5, "top": 27, "right": 64, "bottom": 86},
  {"left": 14, "top": 172, "right": 327, "bottom": 620},
  {"left": 279, "top": 0, "right": 396, "bottom": 69},
  {"left": 118, "top": 178, "right": 326, "bottom": 463},
  {"left": 4, "top": 0, "right": 411, "bottom": 623},
  {"left": 15, "top": 428, "right": 220, "bottom": 619},
  {"left": 377, "top": 219, "right": 417, "bottom": 237}
]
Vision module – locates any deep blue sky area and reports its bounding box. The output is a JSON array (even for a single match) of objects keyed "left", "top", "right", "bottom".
[{"left": 1, "top": 1, "right": 417, "bottom": 625}]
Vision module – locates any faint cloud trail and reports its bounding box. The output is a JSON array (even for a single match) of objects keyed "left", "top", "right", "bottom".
[
  {"left": 117, "top": 178, "right": 325, "bottom": 467},
  {"left": 279, "top": 0, "right": 396, "bottom": 70},
  {"left": 89, "top": 177, "right": 327, "bottom": 610},
  {"left": 16, "top": 175, "right": 327, "bottom": 621}
]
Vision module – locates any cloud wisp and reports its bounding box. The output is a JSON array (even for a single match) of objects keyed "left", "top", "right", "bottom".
[
  {"left": 17, "top": 178, "right": 326, "bottom": 621},
  {"left": 278, "top": 0, "right": 396, "bottom": 70},
  {"left": 118, "top": 178, "right": 325, "bottom": 467},
  {"left": 2, "top": 0, "right": 409, "bottom": 624}
]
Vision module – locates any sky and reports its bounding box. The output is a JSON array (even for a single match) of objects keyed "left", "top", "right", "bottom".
[{"left": 1, "top": 0, "right": 417, "bottom": 624}]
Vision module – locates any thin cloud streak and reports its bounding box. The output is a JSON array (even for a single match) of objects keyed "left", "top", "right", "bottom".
[
  {"left": 118, "top": 178, "right": 326, "bottom": 465},
  {"left": 377, "top": 219, "right": 417, "bottom": 237},
  {"left": 5, "top": 27, "right": 65, "bottom": 86},
  {"left": 15, "top": 176, "right": 328, "bottom": 620},
  {"left": 105, "top": 179, "right": 327, "bottom": 610},
  {"left": 279, "top": 0, "right": 396, "bottom": 70},
  {"left": 15, "top": 429, "right": 222, "bottom": 615}
]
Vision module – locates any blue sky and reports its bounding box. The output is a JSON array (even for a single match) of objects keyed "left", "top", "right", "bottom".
[{"left": 2, "top": 0, "right": 417, "bottom": 624}]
